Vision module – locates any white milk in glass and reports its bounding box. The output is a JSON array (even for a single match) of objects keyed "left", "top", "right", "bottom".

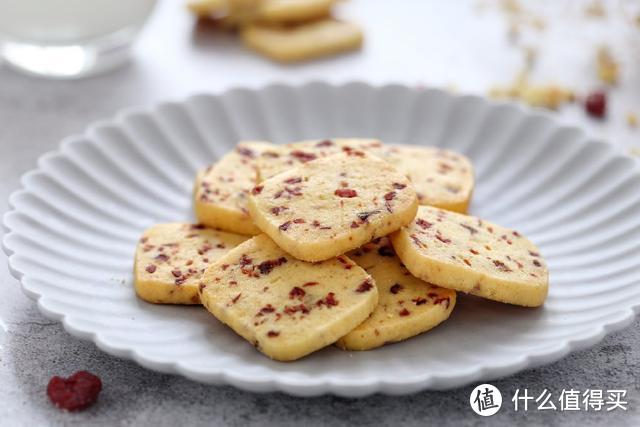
[{"left": 0, "top": 0, "right": 157, "bottom": 78}]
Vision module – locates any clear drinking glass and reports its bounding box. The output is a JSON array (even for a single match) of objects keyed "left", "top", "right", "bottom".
[{"left": 0, "top": 0, "right": 157, "bottom": 79}]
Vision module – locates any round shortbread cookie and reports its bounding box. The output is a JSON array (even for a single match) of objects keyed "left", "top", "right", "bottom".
[
  {"left": 194, "top": 141, "right": 274, "bottom": 235},
  {"left": 240, "top": 19, "right": 363, "bottom": 63},
  {"left": 248, "top": 151, "right": 418, "bottom": 262},
  {"left": 256, "top": 138, "right": 383, "bottom": 181},
  {"left": 134, "top": 223, "right": 248, "bottom": 304},
  {"left": 390, "top": 206, "right": 549, "bottom": 307},
  {"left": 336, "top": 237, "right": 456, "bottom": 351},
  {"left": 199, "top": 234, "right": 378, "bottom": 361},
  {"left": 375, "top": 145, "right": 474, "bottom": 213}
]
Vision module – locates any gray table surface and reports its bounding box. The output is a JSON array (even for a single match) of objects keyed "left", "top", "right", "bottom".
[{"left": 1, "top": 1, "right": 639, "bottom": 425}]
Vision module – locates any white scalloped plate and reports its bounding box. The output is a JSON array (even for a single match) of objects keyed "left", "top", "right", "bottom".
[{"left": 3, "top": 83, "right": 640, "bottom": 396}]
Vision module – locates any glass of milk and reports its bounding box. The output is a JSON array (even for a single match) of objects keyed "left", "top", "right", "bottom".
[{"left": 0, "top": 0, "right": 157, "bottom": 79}]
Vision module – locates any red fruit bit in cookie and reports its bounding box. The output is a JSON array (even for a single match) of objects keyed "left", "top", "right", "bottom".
[
  {"left": 236, "top": 147, "right": 255, "bottom": 158},
  {"left": 415, "top": 219, "right": 433, "bottom": 229},
  {"left": 317, "top": 292, "right": 339, "bottom": 307},
  {"left": 47, "top": 371, "right": 102, "bottom": 412},
  {"left": 392, "top": 182, "right": 407, "bottom": 190},
  {"left": 198, "top": 243, "right": 213, "bottom": 255},
  {"left": 231, "top": 293, "right": 242, "bottom": 304},
  {"left": 585, "top": 90, "right": 607, "bottom": 119},
  {"left": 271, "top": 206, "right": 286, "bottom": 216},
  {"left": 493, "top": 260, "right": 512, "bottom": 272},
  {"left": 399, "top": 308, "right": 411, "bottom": 317},
  {"left": 279, "top": 221, "right": 292, "bottom": 231},
  {"left": 377, "top": 244, "right": 395, "bottom": 257},
  {"left": 145, "top": 264, "right": 156, "bottom": 274},
  {"left": 303, "top": 281, "right": 319, "bottom": 287},
  {"left": 293, "top": 218, "right": 306, "bottom": 224},
  {"left": 344, "top": 148, "right": 365, "bottom": 157},
  {"left": 267, "top": 330, "right": 280, "bottom": 337},
  {"left": 289, "top": 286, "right": 306, "bottom": 300},
  {"left": 310, "top": 220, "right": 331, "bottom": 230},
  {"left": 258, "top": 257, "right": 287, "bottom": 275},
  {"left": 336, "top": 256, "right": 353, "bottom": 269},
  {"left": 285, "top": 186, "right": 303, "bottom": 197},
  {"left": 239, "top": 254, "right": 253, "bottom": 266},
  {"left": 384, "top": 191, "right": 396, "bottom": 201},
  {"left": 290, "top": 150, "right": 317, "bottom": 162},
  {"left": 410, "top": 234, "right": 423, "bottom": 248},
  {"left": 460, "top": 224, "right": 478, "bottom": 234},
  {"left": 390, "top": 283, "right": 403, "bottom": 294},
  {"left": 533, "top": 259, "right": 542, "bottom": 267},
  {"left": 324, "top": 292, "right": 338, "bottom": 306},
  {"left": 434, "top": 297, "right": 450, "bottom": 309},
  {"left": 251, "top": 185, "right": 264, "bottom": 195},
  {"left": 412, "top": 297, "right": 427, "bottom": 305},
  {"left": 469, "top": 248, "right": 479, "bottom": 255},
  {"left": 284, "top": 304, "right": 310, "bottom": 315},
  {"left": 350, "top": 221, "right": 360, "bottom": 229},
  {"left": 258, "top": 304, "right": 276, "bottom": 315},
  {"left": 356, "top": 279, "right": 374, "bottom": 293},
  {"left": 171, "top": 269, "right": 182, "bottom": 278},
  {"left": 284, "top": 177, "right": 302, "bottom": 185},
  {"left": 155, "top": 253, "right": 169, "bottom": 262},
  {"left": 357, "top": 210, "right": 379, "bottom": 222},
  {"left": 529, "top": 251, "right": 540, "bottom": 257},
  {"left": 315, "top": 139, "right": 334, "bottom": 147},
  {"left": 175, "top": 277, "right": 187, "bottom": 285},
  {"left": 436, "top": 234, "right": 452, "bottom": 244},
  {"left": 335, "top": 188, "right": 358, "bottom": 198}
]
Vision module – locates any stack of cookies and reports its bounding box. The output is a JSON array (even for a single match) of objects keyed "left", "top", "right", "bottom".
[
  {"left": 134, "top": 139, "right": 549, "bottom": 361},
  {"left": 187, "top": 0, "right": 363, "bottom": 62}
]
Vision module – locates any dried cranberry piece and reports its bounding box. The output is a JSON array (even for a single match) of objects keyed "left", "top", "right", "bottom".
[
  {"left": 585, "top": 90, "right": 606, "bottom": 118},
  {"left": 415, "top": 219, "right": 432, "bottom": 229},
  {"left": 356, "top": 279, "right": 374, "bottom": 293},
  {"left": 390, "top": 283, "right": 403, "bottom": 294},
  {"left": 377, "top": 245, "right": 395, "bottom": 257},
  {"left": 289, "top": 286, "right": 306, "bottom": 299},
  {"left": 290, "top": 151, "right": 317, "bottom": 162},
  {"left": 334, "top": 188, "right": 358, "bottom": 198},
  {"left": 47, "top": 371, "right": 102, "bottom": 412}
]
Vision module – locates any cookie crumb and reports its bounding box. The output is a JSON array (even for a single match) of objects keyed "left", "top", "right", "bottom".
[{"left": 596, "top": 46, "right": 618, "bottom": 85}]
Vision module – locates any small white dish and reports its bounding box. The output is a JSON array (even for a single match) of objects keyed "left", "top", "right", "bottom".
[{"left": 3, "top": 83, "right": 640, "bottom": 396}]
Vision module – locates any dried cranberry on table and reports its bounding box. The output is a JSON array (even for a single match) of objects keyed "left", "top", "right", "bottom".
[
  {"left": 47, "top": 371, "right": 102, "bottom": 411},
  {"left": 585, "top": 90, "right": 607, "bottom": 119}
]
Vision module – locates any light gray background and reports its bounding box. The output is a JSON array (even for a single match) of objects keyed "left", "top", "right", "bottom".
[{"left": 1, "top": 1, "right": 639, "bottom": 425}]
